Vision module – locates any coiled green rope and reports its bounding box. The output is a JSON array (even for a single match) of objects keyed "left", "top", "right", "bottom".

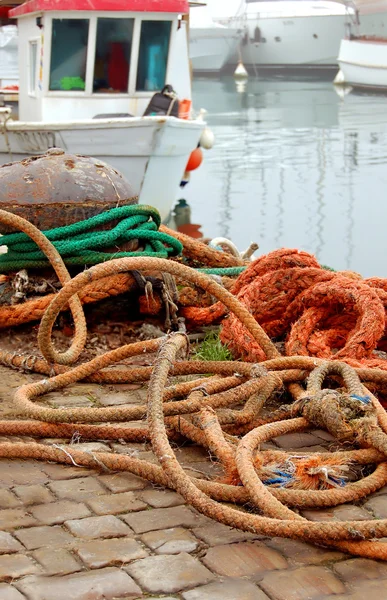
[
  {"left": 197, "top": 267, "right": 246, "bottom": 276},
  {"left": 0, "top": 205, "right": 183, "bottom": 272},
  {"left": 0, "top": 204, "right": 335, "bottom": 277}
]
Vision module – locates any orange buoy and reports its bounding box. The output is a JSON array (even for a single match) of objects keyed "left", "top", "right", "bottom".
[
  {"left": 185, "top": 147, "right": 203, "bottom": 172},
  {"left": 177, "top": 223, "right": 203, "bottom": 239}
]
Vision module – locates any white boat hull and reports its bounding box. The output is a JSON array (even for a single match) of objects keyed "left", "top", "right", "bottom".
[
  {"left": 238, "top": 14, "right": 349, "bottom": 67},
  {"left": 338, "top": 38, "right": 387, "bottom": 90},
  {"left": 190, "top": 27, "right": 241, "bottom": 72},
  {"left": 215, "top": 1, "right": 354, "bottom": 67},
  {"left": 216, "top": 0, "right": 387, "bottom": 68},
  {"left": 0, "top": 116, "right": 205, "bottom": 221}
]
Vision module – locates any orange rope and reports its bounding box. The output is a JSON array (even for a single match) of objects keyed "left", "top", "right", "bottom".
[{"left": 182, "top": 249, "right": 387, "bottom": 370}]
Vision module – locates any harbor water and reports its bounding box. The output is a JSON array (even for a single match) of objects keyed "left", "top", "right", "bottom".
[{"left": 186, "top": 75, "right": 387, "bottom": 277}]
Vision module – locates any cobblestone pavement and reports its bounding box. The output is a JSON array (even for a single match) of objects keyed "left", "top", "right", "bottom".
[{"left": 1, "top": 366, "right": 387, "bottom": 599}]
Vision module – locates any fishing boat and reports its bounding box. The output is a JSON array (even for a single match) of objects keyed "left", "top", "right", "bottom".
[
  {"left": 0, "top": 0, "right": 210, "bottom": 221},
  {"left": 189, "top": 4, "right": 242, "bottom": 74},
  {"left": 336, "top": 36, "right": 387, "bottom": 90}
]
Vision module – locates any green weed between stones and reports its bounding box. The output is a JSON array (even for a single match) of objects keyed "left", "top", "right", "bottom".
[{"left": 192, "top": 331, "right": 232, "bottom": 362}]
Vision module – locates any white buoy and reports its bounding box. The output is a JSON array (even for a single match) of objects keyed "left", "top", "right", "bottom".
[
  {"left": 333, "top": 69, "right": 346, "bottom": 85},
  {"left": 200, "top": 127, "right": 215, "bottom": 150},
  {"left": 234, "top": 61, "right": 248, "bottom": 80},
  {"left": 195, "top": 108, "right": 215, "bottom": 150},
  {"left": 333, "top": 69, "right": 353, "bottom": 99}
]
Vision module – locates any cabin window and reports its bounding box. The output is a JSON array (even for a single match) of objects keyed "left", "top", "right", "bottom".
[
  {"left": 29, "top": 40, "right": 38, "bottom": 94},
  {"left": 136, "top": 20, "right": 172, "bottom": 92},
  {"left": 93, "top": 18, "right": 134, "bottom": 93},
  {"left": 49, "top": 19, "right": 89, "bottom": 91}
]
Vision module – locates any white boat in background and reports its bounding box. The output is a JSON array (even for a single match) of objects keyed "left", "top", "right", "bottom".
[
  {"left": 0, "top": 24, "right": 18, "bottom": 87},
  {"left": 0, "top": 0, "right": 211, "bottom": 221},
  {"left": 189, "top": 4, "right": 242, "bottom": 73},
  {"left": 336, "top": 36, "right": 387, "bottom": 90},
  {"left": 219, "top": 0, "right": 355, "bottom": 68},
  {"left": 0, "top": 23, "right": 17, "bottom": 48},
  {"left": 355, "top": 0, "right": 387, "bottom": 36}
]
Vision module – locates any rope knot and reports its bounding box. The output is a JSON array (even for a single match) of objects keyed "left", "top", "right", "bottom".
[{"left": 300, "top": 389, "right": 376, "bottom": 443}]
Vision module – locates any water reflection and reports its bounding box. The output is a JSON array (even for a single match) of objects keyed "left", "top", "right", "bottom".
[
  {"left": 185, "top": 75, "right": 387, "bottom": 277},
  {"left": 314, "top": 132, "right": 326, "bottom": 262}
]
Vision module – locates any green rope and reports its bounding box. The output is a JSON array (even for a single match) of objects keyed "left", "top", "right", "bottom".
[
  {"left": 197, "top": 267, "right": 246, "bottom": 276},
  {"left": 198, "top": 263, "right": 335, "bottom": 277},
  {"left": 0, "top": 205, "right": 337, "bottom": 277},
  {"left": 321, "top": 264, "right": 336, "bottom": 272},
  {"left": 0, "top": 205, "right": 183, "bottom": 273}
]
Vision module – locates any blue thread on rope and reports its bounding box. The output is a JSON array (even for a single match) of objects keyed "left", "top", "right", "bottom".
[
  {"left": 328, "top": 476, "right": 346, "bottom": 487},
  {"left": 350, "top": 394, "right": 371, "bottom": 404}
]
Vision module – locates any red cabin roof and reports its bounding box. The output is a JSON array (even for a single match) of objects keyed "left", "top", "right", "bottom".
[{"left": 10, "top": 0, "right": 189, "bottom": 17}]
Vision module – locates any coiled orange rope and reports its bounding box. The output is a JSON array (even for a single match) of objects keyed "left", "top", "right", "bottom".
[{"left": 182, "top": 248, "right": 387, "bottom": 370}]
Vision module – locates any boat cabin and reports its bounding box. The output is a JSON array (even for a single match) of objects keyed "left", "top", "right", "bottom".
[{"left": 9, "top": 0, "right": 191, "bottom": 121}]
